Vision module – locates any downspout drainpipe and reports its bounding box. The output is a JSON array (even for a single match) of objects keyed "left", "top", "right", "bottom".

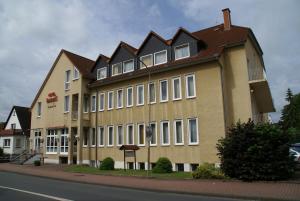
[
  {"left": 95, "top": 90, "right": 99, "bottom": 168},
  {"left": 217, "top": 59, "right": 228, "bottom": 134}
]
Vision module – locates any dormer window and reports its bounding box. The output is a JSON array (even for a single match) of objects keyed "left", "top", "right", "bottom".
[
  {"left": 123, "top": 59, "right": 134, "bottom": 73},
  {"left": 97, "top": 67, "right": 107, "bottom": 80},
  {"left": 112, "top": 63, "right": 122, "bottom": 76},
  {"left": 154, "top": 50, "right": 167, "bottom": 65},
  {"left": 73, "top": 67, "right": 79, "bottom": 80},
  {"left": 140, "top": 54, "right": 153, "bottom": 69},
  {"left": 175, "top": 43, "right": 190, "bottom": 60}
]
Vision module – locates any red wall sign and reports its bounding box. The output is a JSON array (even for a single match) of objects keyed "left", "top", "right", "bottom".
[{"left": 46, "top": 92, "right": 58, "bottom": 103}]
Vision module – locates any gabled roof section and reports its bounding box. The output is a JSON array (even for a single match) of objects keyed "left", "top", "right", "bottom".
[
  {"left": 136, "top": 31, "right": 169, "bottom": 55},
  {"left": 109, "top": 41, "right": 137, "bottom": 62},
  {"left": 91, "top": 54, "right": 110, "bottom": 72},
  {"left": 170, "top": 27, "right": 202, "bottom": 44},
  {"left": 4, "top": 106, "right": 30, "bottom": 132}
]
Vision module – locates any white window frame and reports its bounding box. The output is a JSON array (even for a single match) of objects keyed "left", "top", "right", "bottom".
[
  {"left": 154, "top": 50, "right": 167, "bottom": 65},
  {"left": 174, "top": 43, "right": 190, "bottom": 60},
  {"left": 91, "top": 95, "right": 96, "bottom": 112},
  {"left": 112, "top": 62, "right": 122, "bottom": 76},
  {"left": 140, "top": 54, "right": 153, "bottom": 69},
  {"left": 127, "top": 124, "right": 134, "bottom": 145},
  {"left": 126, "top": 87, "right": 133, "bottom": 107},
  {"left": 99, "top": 93, "right": 105, "bottom": 112},
  {"left": 3, "top": 139, "right": 10, "bottom": 147},
  {"left": 73, "top": 66, "right": 79, "bottom": 80},
  {"left": 174, "top": 119, "right": 184, "bottom": 145},
  {"left": 97, "top": 67, "right": 107, "bottom": 80},
  {"left": 107, "top": 125, "right": 114, "bottom": 147},
  {"left": 83, "top": 129, "right": 88, "bottom": 147},
  {"left": 172, "top": 76, "right": 182, "bottom": 101},
  {"left": 149, "top": 122, "right": 157, "bottom": 146},
  {"left": 160, "top": 121, "right": 170, "bottom": 146},
  {"left": 117, "top": 125, "right": 123, "bottom": 146},
  {"left": 188, "top": 118, "right": 199, "bottom": 145},
  {"left": 123, "top": 59, "right": 134, "bottom": 73},
  {"left": 185, "top": 74, "right": 196, "bottom": 99},
  {"left": 136, "top": 84, "right": 144, "bottom": 106},
  {"left": 64, "top": 95, "right": 70, "bottom": 113},
  {"left": 37, "top": 102, "right": 42, "bottom": 118},
  {"left": 90, "top": 128, "right": 96, "bottom": 147},
  {"left": 98, "top": 126, "right": 105, "bottom": 147},
  {"left": 148, "top": 82, "right": 156, "bottom": 104},
  {"left": 107, "top": 91, "right": 114, "bottom": 110},
  {"left": 64, "top": 70, "right": 71, "bottom": 90},
  {"left": 117, "top": 89, "right": 123, "bottom": 109},
  {"left": 60, "top": 128, "right": 69, "bottom": 154},
  {"left": 137, "top": 123, "right": 145, "bottom": 146},
  {"left": 159, "top": 79, "right": 168, "bottom": 102},
  {"left": 83, "top": 95, "right": 89, "bottom": 113},
  {"left": 46, "top": 130, "right": 58, "bottom": 154}
]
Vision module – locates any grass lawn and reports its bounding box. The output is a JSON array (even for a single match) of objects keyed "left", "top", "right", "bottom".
[{"left": 65, "top": 165, "right": 193, "bottom": 179}]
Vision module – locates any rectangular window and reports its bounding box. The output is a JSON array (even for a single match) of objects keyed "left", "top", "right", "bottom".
[
  {"left": 117, "top": 125, "right": 123, "bottom": 146},
  {"left": 186, "top": 74, "right": 196, "bottom": 98},
  {"left": 136, "top": 85, "right": 144, "bottom": 106},
  {"left": 108, "top": 91, "right": 114, "bottom": 110},
  {"left": 138, "top": 123, "right": 145, "bottom": 146},
  {"left": 99, "top": 93, "right": 105, "bottom": 111},
  {"left": 98, "top": 127, "right": 104, "bottom": 147},
  {"left": 15, "top": 138, "right": 21, "bottom": 148},
  {"left": 4, "top": 139, "right": 10, "bottom": 147},
  {"left": 97, "top": 67, "right": 107, "bottom": 80},
  {"left": 149, "top": 122, "right": 157, "bottom": 146},
  {"left": 126, "top": 87, "right": 133, "bottom": 107},
  {"left": 60, "top": 128, "right": 68, "bottom": 153},
  {"left": 174, "top": 120, "right": 184, "bottom": 145},
  {"left": 64, "top": 96, "right": 69, "bottom": 113},
  {"left": 154, "top": 50, "right": 167, "bottom": 65},
  {"left": 123, "top": 59, "right": 134, "bottom": 73},
  {"left": 175, "top": 44, "right": 190, "bottom": 60},
  {"left": 64, "top": 70, "right": 71, "bottom": 90},
  {"left": 161, "top": 121, "right": 170, "bottom": 145},
  {"left": 188, "top": 118, "right": 199, "bottom": 144},
  {"left": 83, "top": 129, "right": 88, "bottom": 146},
  {"left": 108, "top": 126, "right": 114, "bottom": 146},
  {"left": 73, "top": 67, "right": 79, "bottom": 80},
  {"left": 172, "top": 77, "right": 182, "bottom": 100},
  {"left": 83, "top": 95, "right": 89, "bottom": 113},
  {"left": 112, "top": 63, "right": 122, "bottom": 76},
  {"left": 140, "top": 54, "right": 153, "bottom": 68},
  {"left": 46, "top": 130, "right": 58, "bottom": 153},
  {"left": 91, "top": 128, "right": 96, "bottom": 147},
  {"left": 117, "top": 89, "right": 123, "bottom": 109},
  {"left": 148, "top": 82, "right": 156, "bottom": 104},
  {"left": 37, "top": 102, "right": 42, "bottom": 117},
  {"left": 160, "top": 80, "right": 168, "bottom": 102},
  {"left": 91, "top": 95, "right": 96, "bottom": 112},
  {"left": 127, "top": 124, "right": 134, "bottom": 145},
  {"left": 11, "top": 123, "right": 16, "bottom": 130}
]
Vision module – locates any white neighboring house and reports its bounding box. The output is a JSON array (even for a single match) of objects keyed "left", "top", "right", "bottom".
[{"left": 0, "top": 106, "right": 31, "bottom": 155}]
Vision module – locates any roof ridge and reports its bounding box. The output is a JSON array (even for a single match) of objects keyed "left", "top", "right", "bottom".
[{"left": 62, "top": 49, "right": 94, "bottom": 62}]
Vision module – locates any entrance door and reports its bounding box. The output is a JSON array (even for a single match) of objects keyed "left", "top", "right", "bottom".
[{"left": 34, "top": 130, "right": 41, "bottom": 153}]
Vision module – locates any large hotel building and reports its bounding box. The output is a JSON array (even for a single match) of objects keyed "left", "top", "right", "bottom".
[{"left": 30, "top": 9, "right": 274, "bottom": 171}]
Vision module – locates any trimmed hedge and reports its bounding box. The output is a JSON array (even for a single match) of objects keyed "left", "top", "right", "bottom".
[
  {"left": 217, "top": 120, "right": 296, "bottom": 181},
  {"left": 192, "top": 163, "right": 226, "bottom": 179},
  {"left": 34, "top": 160, "right": 41, "bottom": 166},
  {"left": 152, "top": 157, "right": 172, "bottom": 173},
  {"left": 99, "top": 157, "right": 115, "bottom": 170}
]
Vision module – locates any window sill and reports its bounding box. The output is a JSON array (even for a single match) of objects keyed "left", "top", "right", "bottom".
[
  {"left": 150, "top": 144, "right": 157, "bottom": 147},
  {"left": 161, "top": 144, "right": 170, "bottom": 146},
  {"left": 3, "top": 146, "right": 10, "bottom": 148},
  {"left": 136, "top": 104, "right": 144, "bottom": 107},
  {"left": 174, "top": 143, "right": 184, "bottom": 146},
  {"left": 45, "top": 152, "right": 58, "bottom": 155},
  {"left": 107, "top": 108, "right": 113, "bottom": 111},
  {"left": 175, "top": 56, "right": 190, "bottom": 61},
  {"left": 186, "top": 96, "right": 196, "bottom": 99},
  {"left": 117, "top": 107, "right": 123, "bottom": 109},
  {"left": 72, "top": 78, "right": 79, "bottom": 81},
  {"left": 138, "top": 144, "right": 145, "bottom": 147},
  {"left": 160, "top": 100, "right": 168, "bottom": 103},
  {"left": 126, "top": 105, "right": 133, "bottom": 108},
  {"left": 173, "top": 98, "right": 182, "bottom": 101},
  {"left": 98, "top": 145, "right": 105, "bottom": 147},
  {"left": 64, "top": 111, "right": 69, "bottom": 114},
  {"left": 99, "top": 109, "right": 104, "bottom": 112},
  {"left": 188, "top": 143, "right": 199, "bottom": 146},
  {"left": 107, "top": 145, "right": 114, "bottom": 147}
]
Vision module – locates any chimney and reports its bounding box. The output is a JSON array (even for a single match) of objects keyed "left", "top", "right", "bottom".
[{"left": 222, "top": 8, "right": 231, "bottom": 31}]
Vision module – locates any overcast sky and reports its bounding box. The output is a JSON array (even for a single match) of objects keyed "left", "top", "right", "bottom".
[{"left": 0, "top": 0, "right": 299, "bottom": 122}]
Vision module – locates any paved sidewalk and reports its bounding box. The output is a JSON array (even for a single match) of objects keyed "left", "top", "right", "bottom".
[{"left": 1, "top": 163, "right": 300, "bottom": 201}]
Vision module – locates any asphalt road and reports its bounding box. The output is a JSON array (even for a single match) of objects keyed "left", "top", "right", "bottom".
[{"left": 0, "top": 172, "right": 253, "bottom": 201}]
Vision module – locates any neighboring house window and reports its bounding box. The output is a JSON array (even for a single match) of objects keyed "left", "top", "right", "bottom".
[
  {"left": 112, "top": 63, "right": 122, "bottom": 76},
  {"left": 140, "top": 54, "right": 153, "bottom": 69},
  {"left": 99, "top": 93, "right": 105, "bottom": 111},
  {"left": 4, "top": 139, "right": 10, "bottom": 147},
  {"left": 149, "top": 122, "right": 157, "bottom": 146},
  {"left": 37, "top": 102, "right": 42, "bottom": 117},
  {"left": 148, "top": 82, "right": 156, "bottom": 104},
  {"left": 127, "top": 124, "right": 134, "bottom": 145},
  {"left": 161, "top": 121, "right": 170, "bottom": 145},
  {"left": 137, "top": 123, "right": 145, "bottom": 146},
  {"left": 97, "top": 67, "right": 107, "bottom": 80},
  {"left": 11, "top": 123, "right": 16, "bottom": 130},
  {"left": 60, "top": 128, "right": 68, "bottom": 153},
  {"left": 83, "top": 95, "right": 89, "bottom": 113},
  {"left": 98, "top": 126, "right": 104, "bottom": 147},
  {"left": 123, "top": 59, "right": 134, "bottom": 73},
  {"left": 154, "top": 50, "right": 167, "bottom": 65},
  {"left": 188, "top": 118, "right": 199, "bottom": 144},
  {"left": 160, "top": 80, "right": 168, "bottom": 102},
  {"left": 117, "top": 125, "right": 123, "bottom": 146},
  {"left": 91, "top": 95, "right": 96, "bottom": 112},
  {"left": 46, "top": 130, "right": 57, "bottom": 153},
  {"left": 175, "top": 44, "right": 190, "bottom": 60},
  {"left": 64, "top": 95, "right": 69, "bottom": 113},
  {"left": 15, "top": 138, "right": 21, "bottom": 148},
  {"left": 126, "top": 87, "right": 133, "bottom": 107},
  {"left": 108, "top": 91, "right": 114, "bottom": 110},
  {"left": 65, "top": 70, "right": 71, "bottom": 90},
  {"left": 107, "top": 126, "right": 114, "bottom": 146},
  {"left": 172, "top": 77, "right": 182, "bottom": 100},
  {"left": 73, "top": 67, "right": 79, "bottom": 80},
  {"left": 186, "top": 74, "right": 196, "bottom": 98},
  {"left": 174, "top": 119, "right": 184, "bottom": 145},
  {"left": 137, "top": 85, "right": 144, "bottom": 106},
  {"left": 117, "top": 89, "right": 123, "bottom": 109},
  {"left": 91, "top": 128, "right": 96, "bottom": 147}
]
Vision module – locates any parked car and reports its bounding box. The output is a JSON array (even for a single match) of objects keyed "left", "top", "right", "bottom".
[{"left": 290, "top": 143, "right": 300, "bottom": 163}]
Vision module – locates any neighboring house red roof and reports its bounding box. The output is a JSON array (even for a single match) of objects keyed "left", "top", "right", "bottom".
[{"left": 0, "top": 129, "right": 24, "bottom": 136}]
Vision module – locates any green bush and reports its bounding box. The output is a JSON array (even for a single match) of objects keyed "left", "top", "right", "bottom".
[
  {"left": 34, "top": 160, "right": 41, "bottom": 166},
  {"left": 99, "top": 157, "right": 114, "bottom": 170},
  {"left": 152, "top": 157, "right": 172, "bottom": 173},
  {"left": 192, "top": 163, "right": 226, "bottom": 179},
  {"left": 0, "top": 148, "right": 3, "bottom": 157},
  {"left": 217, "top": 120, "right": 296, "bottom": 181}
]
